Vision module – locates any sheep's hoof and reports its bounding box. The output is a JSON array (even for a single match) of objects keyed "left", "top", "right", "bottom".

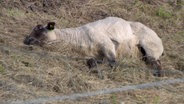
[
  {"left": 87, "top": 58, "right": 97, "bottom": 68},
  {"left": 96, "top": 60, "right": 103, "bottom": 64},
  {"left": 153, "top": 71, "right": 164, "bottom": 77},
  {"left": 87, "top": 58, "right": 104, "bottom": 79}
]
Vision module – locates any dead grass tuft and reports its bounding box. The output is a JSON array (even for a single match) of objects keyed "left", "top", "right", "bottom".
[{"left": 0, "top": 0, "right": 184, "bottom": 103}]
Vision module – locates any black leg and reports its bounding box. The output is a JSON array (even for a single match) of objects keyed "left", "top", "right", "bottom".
[
  {"left": 146, "top": 57, "right": 163, "bottom": 77},
  {"left": 86, "top": 58, "right": 104, "bottom": 79},
  {"left": 138, "top": 45, "right": 163, "bottom": 77},
  {"left": 153, "top": 60, "right": 163, "bottom": 77},
  {"left": 87, "top": 58, "right": 97, "bottom": 69}
]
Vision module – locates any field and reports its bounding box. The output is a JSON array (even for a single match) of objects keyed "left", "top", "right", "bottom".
[{"left": 0, "top": 0, "right": 184, "bottom": 104}]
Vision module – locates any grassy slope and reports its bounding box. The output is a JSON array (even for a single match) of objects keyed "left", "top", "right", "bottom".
[{"left": 0, "top": 0, "right": 184, "bottom": 104}]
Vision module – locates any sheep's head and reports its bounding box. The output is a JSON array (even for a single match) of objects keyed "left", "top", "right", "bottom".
[{"left": 23, "top": 22, "right": 55, "bottom": 46}]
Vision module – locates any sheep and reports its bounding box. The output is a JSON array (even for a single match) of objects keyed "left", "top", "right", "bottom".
[
  {"left": 23, "top": 17, "right": 164, "bottom": 77},
  {"left": 129, "top": 22, "right": 164, "bottom": 76}
]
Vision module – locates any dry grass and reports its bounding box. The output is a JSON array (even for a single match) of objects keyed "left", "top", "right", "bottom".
[{"left": 0, "top": 0, "right": 184, "bottom": 104}]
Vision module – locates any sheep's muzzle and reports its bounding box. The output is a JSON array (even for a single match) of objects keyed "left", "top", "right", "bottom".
[{"left": 23, "top": 36, "right": 42, "bottom": 46}]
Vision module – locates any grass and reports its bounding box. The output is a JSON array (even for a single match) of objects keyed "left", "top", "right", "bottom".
[
  {"left": 171, "top": 31, "right": 184, "bottom": 42},
  {"left": 177, "top": 0, "right": 184, "bottom": 5},
  {"left": 5, "top": 8, "right": 25, "bottom": 18},
  {"left": 0, "top": 63, "right": 4, "bottom": 74},
  {"left": 0, "top": 0, "right": 184, "bottom": 104},
  {"left": 111, "top": 94, "right": 118, "bottom": 104},
  {"left": 153, "top": 96, "right": 160, "bottom": 104},
  {"left": 156, "top": 7, "right": 173, "bottom": 19}
]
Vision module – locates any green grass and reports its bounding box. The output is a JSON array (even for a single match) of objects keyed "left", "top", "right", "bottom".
[
  {"left": 171, "top": 31, "right": 184, "bottom": 42},
  {"left": 111, "top": 94, "right": 118, "bottom": 104},
  {"left": 5, "top": 8, "right": 26, "bottom": 18},
  {"left": 153, "top": 96, "right": 160, "bottom": 104},
  {"left": 0, "top": 64, "right": 4, "bottom": 74},
  {"left": 156, "top": 7, "right": 173, "bottom": 19}
]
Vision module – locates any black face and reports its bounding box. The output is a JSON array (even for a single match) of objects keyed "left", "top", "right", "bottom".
[
  {"left": 23, "top": 25, "right": 47, "bottom": 46},
  {"left": 23, "top": 22, "right": 56, "bottom": 46}
]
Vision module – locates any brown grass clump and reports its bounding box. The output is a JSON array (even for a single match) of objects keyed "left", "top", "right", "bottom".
[{"left": 0, "top": 0, "right": 184, "bottom": 103}]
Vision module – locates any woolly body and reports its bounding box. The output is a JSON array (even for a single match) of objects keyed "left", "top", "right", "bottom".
[
  {"left": 46, "top": 17, "right": 140, "bottom": 61},
  {"left": 24, "top": 17, "right": 164, "bottom": 71}
]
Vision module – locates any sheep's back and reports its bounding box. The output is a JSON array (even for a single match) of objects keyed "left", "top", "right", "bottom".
[{"left": 81, "top": 17, "right": 139, "bottom": 58}]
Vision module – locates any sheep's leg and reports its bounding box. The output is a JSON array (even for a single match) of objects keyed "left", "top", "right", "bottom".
[
  {"left": 87, "top": 58, "right": 97, "bottom": 69},
  {"left": 96, "top": 59, "right": 104, "bottom": 64},
  {"left": 153, "top": 60, "right": 163, "bottom": 77},
  {"left": 146, "top": 56, "right": 163, "bottom": 77},
  {"left": 87, "top": 58, "right": 104, "bottom": 79},
  {"left": 86, "top": 58, "right": 104, "bottom": 68},
  {"left": 105, "top": 50, "right": 117, "bottom": 68}
]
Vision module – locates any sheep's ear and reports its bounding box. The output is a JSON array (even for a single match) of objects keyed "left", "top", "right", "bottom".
[{"left": 46, "top": 22, "right": 55, "bottom": 30}]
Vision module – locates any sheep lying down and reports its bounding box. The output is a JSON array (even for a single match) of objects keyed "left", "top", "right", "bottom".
[{"left": 23, "top": 17, "right": 164, "bottom": 77}]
